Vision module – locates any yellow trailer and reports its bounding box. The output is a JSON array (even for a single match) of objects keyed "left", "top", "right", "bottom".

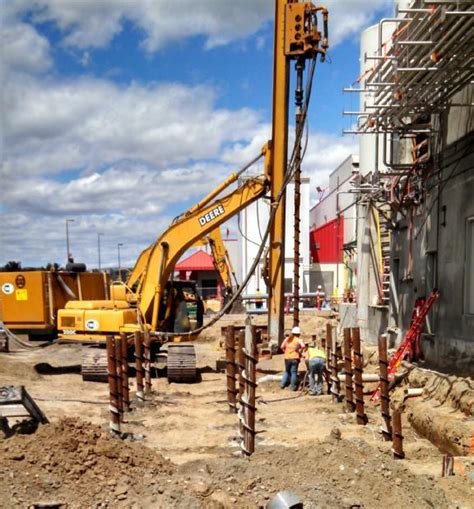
[{"left": 0, "top": 270, "right": 109, "bottom": 340}]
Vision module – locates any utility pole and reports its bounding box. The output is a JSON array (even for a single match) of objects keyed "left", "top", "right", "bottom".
[
  {"left": 98, "top": 233, "right": 104, "bottom": 271},
  {"left": 117, "top": 243, "right": 124, "bottom": 281},
  {"left": 65, "top": 218, "right": 75, "bottom": 263}
]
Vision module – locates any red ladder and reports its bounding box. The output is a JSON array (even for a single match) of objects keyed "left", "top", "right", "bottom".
[{"left": 371, "top": 289, "right": 439, "bottom": 403}]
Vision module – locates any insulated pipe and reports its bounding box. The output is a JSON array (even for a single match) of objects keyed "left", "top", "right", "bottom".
[
  {"left": 404, "top": 387, "right": 424, "bottom": 398},
  {"left": 134, "top": 331, "right": 144, "bottom": 402},
  {"left": 337, "top": 373, "right": 380, "bottom": 382},
  {"left": 107, "top": 335, "right": 120, "bottom": 435}
]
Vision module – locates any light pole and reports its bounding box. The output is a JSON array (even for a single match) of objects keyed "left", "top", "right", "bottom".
[
  {"left": 117, "top": 243, "right": 124, "bottom": 281},
  {"left": 97, "top": 233, "right": 104, "bottom": 271},
  {"left": 65, "top": 219, "right": 75, "bottom": 263}
]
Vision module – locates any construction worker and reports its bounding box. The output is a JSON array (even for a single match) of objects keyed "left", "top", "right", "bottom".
[
  {"left": 315, "top": 285, "right": 325, "bottom": 310},
  {"left": 303, "top": 341, "right": 326, "bottom": 395},
  {"left": 280, "top": 326, "right": 305, "bottom": 391}
]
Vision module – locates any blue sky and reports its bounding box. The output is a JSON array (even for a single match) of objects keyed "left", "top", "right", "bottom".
[{"left": 1, "top": 0, "right": 392, "bottom": 268}]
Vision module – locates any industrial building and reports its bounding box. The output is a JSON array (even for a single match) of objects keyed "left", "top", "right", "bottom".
[
  {"left": 344, "top": 0, "right": 474, "bottom": 376},
  {"left": 309, "top": 155, "right": 359, "bottom": 300}
]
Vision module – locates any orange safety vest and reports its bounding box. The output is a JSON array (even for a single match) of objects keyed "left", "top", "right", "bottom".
[{"left": 284, "top": 337, "right": 302, "bottom": 360}]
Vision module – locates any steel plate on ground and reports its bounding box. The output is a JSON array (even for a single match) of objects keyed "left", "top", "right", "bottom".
[
  {"left": 167, "top": 344, "right": 197, "bottom": 383},
  {"left": 81, "top": 347, "right": 108, "bottom": 382}
]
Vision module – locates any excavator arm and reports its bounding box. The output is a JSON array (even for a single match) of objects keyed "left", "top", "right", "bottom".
[
  {"left": 139, "top": 172, "right": 269, "bottom": 330},
  {"left": 124, "top": 146, "right": 270, "bottom": 304},
  {"left": 196, "top": 227, "right": 238, "bottom": 301}
]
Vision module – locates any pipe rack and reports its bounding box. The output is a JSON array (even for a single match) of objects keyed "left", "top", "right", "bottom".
[{"left": 344, "top": 0, "right": 473, "bottom": 139}]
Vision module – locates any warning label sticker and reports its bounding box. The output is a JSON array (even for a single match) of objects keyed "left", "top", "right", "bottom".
[{"left": 15, "top": 289, "right": 28, "bottom": 301}]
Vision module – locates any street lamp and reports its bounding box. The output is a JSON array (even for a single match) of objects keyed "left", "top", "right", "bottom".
[
  {"left": 97, "top": 233, "right": 104, "bottom": 271},
  {"left": 117, "top": 243, "right": 124, "bottom": 281},
  {"left": 65, "top": 219, "right": 75, "bottom": 263}
]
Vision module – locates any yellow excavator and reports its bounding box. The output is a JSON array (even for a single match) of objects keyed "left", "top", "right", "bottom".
[
  {"left": 58, "top": 148, "right": 271, "bottom": 380},
  {"left": 57, "top": 0, "right": 329, "bottom": 382}
]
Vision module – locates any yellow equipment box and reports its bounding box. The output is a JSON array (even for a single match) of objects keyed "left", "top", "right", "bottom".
[
  {"left": 58, "top": 306, "right": 137, "bottom": 343},
  {"left": 0, "top": 271, "right": 109, "bottom": 337}
]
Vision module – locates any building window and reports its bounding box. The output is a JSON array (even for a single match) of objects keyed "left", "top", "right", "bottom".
[{"left": 465, "top": 217, "right": 474, "bottom": 315}]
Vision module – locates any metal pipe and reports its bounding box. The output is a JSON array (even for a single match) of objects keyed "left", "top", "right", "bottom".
[
  {"left": 375, "top": 14, "right": 473, "bottom": 111},
  {"left": 397, "top": 67, "right": 438, "bottom": 71},
  {"left": 329, "top": 324, "right": 341, "bottom": 403},
  {"left": 343, "top": 328, "right": 355, "bottom": 413},
  {"left": 343, "top": 87, "right": 369, "bottom": 92},
  {"left": 378, "top": 334, "right": 392, "bottom": 441},
  {"left": 238, "top": 330, "right": 245, "bottom": 404},
  {"left": 114, "top": 336, "right": 124, "bottom": 422},
  {"left": 352, "top": 327, "right": 368, "bottom": 425},
  {"left": 120, "top": 332, "right": 130, "bottom": 412},
  {"left": 365, "top": 55, "right": 397, "bottom": 60},
  {"left": 241, "top": 322, "right": 257, "bottom": 456},
  {"left": 225, "top": 326, "right": 238, "bottom": 413},
  {"left": 134, "top": 331, "right": 144, "bottom": 402},
  {"left": 397, "top": 40, "right": 433, "bottom": 45},
  {"left": 106, "top": 335, "right": 120, "bottom": 435},
  {"left": 143, "top": 328, "right": 152, "bottom": 395},
  {"left": 392, "top": 409, "right": 405, "bottom": 459},
  {"left": 292, "top": 57, "right": 305, "bottom": 328},
  {"left": 325, "top": 325, "right": 331, "bottom": 394},
  {"left": 398, "top": 8, "right": 431, "bottom": 13}
]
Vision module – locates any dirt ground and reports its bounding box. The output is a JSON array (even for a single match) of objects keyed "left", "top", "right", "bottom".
[{"left": 1, "top": 313, "right": 473, "bottom": 508}]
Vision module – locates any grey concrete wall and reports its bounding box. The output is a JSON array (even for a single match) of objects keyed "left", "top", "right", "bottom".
[
  {"left": 356, "top": 200, "right": 388, "bottom": 345},
  {"left": 391, "top": 125, "right": 474, "bottom": 376}
]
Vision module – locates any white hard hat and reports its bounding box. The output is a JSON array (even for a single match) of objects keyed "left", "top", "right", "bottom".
[
  {"left": 317, "top": 285, "right": 322, "bottom": 289},
  {"left": 291, "top": 326, "right": 301, "bottom": 335}
]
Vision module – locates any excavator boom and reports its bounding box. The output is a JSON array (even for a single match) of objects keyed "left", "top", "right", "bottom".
[{"left": 139, "top": 175, "right": 268, "bottom": 329}]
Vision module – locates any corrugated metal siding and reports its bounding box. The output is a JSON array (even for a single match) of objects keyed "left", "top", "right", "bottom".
[{"left": 310, "top": 216, "right": 344, "bottom": 263}]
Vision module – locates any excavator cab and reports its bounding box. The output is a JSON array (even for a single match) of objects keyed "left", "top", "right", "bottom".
[{"left": 159, "top": 280, "right": 204, "bottom": 334}]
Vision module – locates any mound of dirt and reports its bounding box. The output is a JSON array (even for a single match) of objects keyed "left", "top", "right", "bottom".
[
  {"left": 175, "top": 434, "right": 450, "bottom": 508},
  {"left": 0, "top": 418, "right": 173, "bottom": 507}
]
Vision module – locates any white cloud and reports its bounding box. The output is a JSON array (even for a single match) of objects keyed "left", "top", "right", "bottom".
[
  {"left": 0, "top": 20, "right": 52, "bottom": 74},
  {"left": 2, "top": 75, "right": 262, "bottom": 179},
  {"left": 1, "top": 72, "right": 263, "bottom": 266},
  {"left": 6, "top": 0, "right": 391, "bottom": 53},
  {"left": 0, "top": 0, "right": 377, "bottom": 267}
]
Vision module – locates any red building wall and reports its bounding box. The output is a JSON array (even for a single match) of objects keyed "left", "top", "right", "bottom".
[{"left": 310, "top": 216, "right": 344, "bottom": 263}]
